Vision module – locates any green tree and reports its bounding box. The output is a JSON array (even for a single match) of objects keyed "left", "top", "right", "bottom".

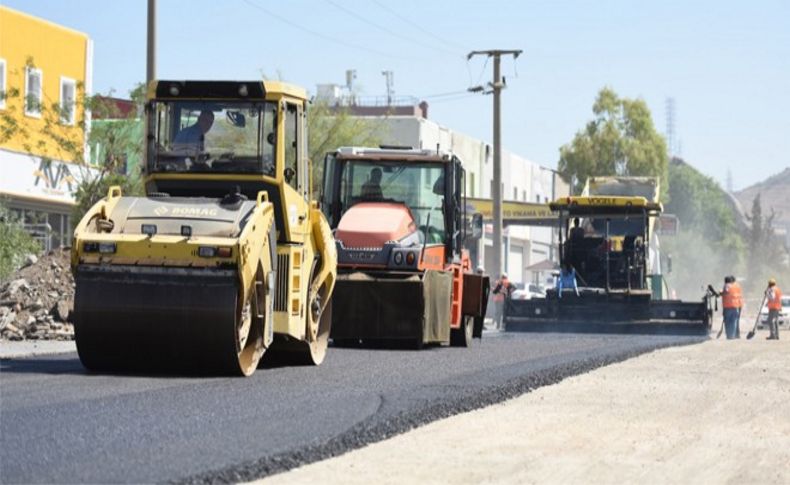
[
  {"left": 308, "top": 100, "right": 383, "bottom": 199},
  {"left": 75, "top": 84, "right": 146, "bottom": 224},
  {"left": 662, "top": 158, "right": 745, "bottom": 298},
  {"left": 0, "top": 58, "right": 144, "bottom": 230},
  {"left": 0, "top": 203, "right": 41, "bottom": 281},
  {"left": 558, "top": 87, "right": 668, "bottom": 197}
]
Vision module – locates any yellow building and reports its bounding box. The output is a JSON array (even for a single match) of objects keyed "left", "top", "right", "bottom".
[{"left": 0, "top": 6, "right": 93, "bottom": 249}]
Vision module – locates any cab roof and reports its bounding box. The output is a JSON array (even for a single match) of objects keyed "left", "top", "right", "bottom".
[
  {"left": 147, "top": 80, "right": 307, "bottom": 101},
  {"left": 334, "top": 146, "right": 454, "bottom": 163}
]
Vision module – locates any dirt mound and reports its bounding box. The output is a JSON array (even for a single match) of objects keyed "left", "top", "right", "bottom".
[{"left": 0, "top": 248, "right": 74, "bottom": 341}]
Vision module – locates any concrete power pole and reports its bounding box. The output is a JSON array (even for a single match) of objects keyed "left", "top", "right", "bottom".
[
  {"left": 467, "top": 49, "right": 522, "bottom": 278},
  {"left": 146, "top": 0, "right": 156, "bottom": 84}
]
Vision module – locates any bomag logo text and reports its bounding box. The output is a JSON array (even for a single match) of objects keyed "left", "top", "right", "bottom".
[{"left": 171, "top": 207, "right": 219, "bottom": 217}]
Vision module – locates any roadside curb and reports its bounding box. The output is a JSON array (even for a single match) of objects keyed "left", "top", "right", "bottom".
[{"left": 0, "top": 340, "right": 76, "bottom": 359}]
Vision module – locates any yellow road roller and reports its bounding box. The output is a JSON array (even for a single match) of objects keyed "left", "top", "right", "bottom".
[{"left": 71, "top": 80, "right": 336, "bottom": 376}]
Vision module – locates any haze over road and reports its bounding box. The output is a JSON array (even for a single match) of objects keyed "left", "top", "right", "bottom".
[{"left": 1, "top": 332, "right": 703, "bottom": 483}]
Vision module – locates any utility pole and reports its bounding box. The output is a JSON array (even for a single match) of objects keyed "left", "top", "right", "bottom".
[
  {"left": 467, "top": 49, "right": 522, "bottom": 278},
  {"left": 146, "top": 0, "right": 156, "bottom": 84}
]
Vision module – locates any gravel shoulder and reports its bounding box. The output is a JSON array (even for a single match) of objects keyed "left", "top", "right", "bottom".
[{"left": 264, "top": 329, "right": 790, "bottom": 484}]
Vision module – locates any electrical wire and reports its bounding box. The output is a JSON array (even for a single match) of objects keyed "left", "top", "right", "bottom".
[
  {"left": 371, "top": 0, "right": 470, "bottom": 52},
  {"left": 470, "top": 56, "right": 489, "bottom": 86},
  {"left": 324, "top": 0, "right": 460, "bottom": 57},
  {"left": 420, "top": 90, "right": 472, "bottom": 99},
  {"left": 241, "top": 0, "right": 407, "bottom": 60},
  {"left": 426, "top": 93, "right": 480, "bottom": 104},
  {"left": 513, "top": 55, "right": 520, "bottom": 79}
]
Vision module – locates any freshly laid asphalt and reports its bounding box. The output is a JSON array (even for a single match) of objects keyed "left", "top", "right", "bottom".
[{"left": 0, "top": 331, "right": 705, "bottom": 484}]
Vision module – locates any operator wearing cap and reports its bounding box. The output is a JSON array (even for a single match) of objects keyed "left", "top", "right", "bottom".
[{"left": 765, "top": 278, "right": 783, "bottom": 340}]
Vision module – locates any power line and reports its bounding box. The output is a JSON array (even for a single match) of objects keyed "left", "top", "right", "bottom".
[
  {"left": 426, "top": 93, "right": 479, "bottom": 104},
  {"left": 241, "top": 0, "right": 407, "bottom": 60},
  {"left": 420, "top": 90, "right": 471, "bottom": 99},
  {"left": 466, "top": 55, "right": 489, "bottom": 88},
  {"left": 371, "top": 0, "right": 470, "bottom": 52},
  {"left": 324, "top": 0, "right": 460, "bottom": 57}
]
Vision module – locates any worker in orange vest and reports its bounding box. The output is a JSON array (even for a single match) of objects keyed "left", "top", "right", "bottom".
[
  {"left": 720, "top": 275, "right": 742, "bottom": 339},
  {"left": 731, "top": 275, "right": 744, "bottom": 338},
  {"left": 492, "top": 273, "right": 514, "bottom": 330},
  {"left": 765, "top": 278, "right": 782, "bottom": 340}
]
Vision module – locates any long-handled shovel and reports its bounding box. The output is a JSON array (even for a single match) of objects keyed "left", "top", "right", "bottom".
[
  {"left": 746, "top": 289, "right": 769, "bottom": 340},
  {"left": 706, "top": 285, "right": 725, "bottom": 339},
  {"left": 716, "top": 314, "right": 725, "bottom": 339}
]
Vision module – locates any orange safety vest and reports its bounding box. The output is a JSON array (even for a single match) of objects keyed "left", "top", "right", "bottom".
[
  {"left": 733, "top": 282, "right": 743, "bottom": 308},
  {"left": 722, "top": 282, "right": 743, "bottom": 309},
  {"left": 767, "top": 286, "right": 782, "bottom": 311},
  {"left": 493, "top": 279, "right": 511, "bottom": 302}
]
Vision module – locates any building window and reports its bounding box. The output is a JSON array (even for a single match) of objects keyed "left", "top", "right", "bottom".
[
  {"left": 513, "top": 187, "right": 518, "bottom": 201},
  {"left": 522, "top": 190, "right": 527, "bottom": 201},
  {"left": 25, "top": 66, "right": 43, "bottom": 117},
  {"left": 0, "top": 59, "right": 6, "bottom": 110},
  {"left": 536, "top": 195, "right": 540, "bottom": 203},
  {"left": 469, "top": 172, "right": 476, "bottom": 197},
  {"left": 60, "top": 77, "right": 76, "bottom": 125}
]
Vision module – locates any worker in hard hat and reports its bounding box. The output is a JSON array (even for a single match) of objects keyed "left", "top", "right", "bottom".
[
  {"left": 765, "top": 278, "right": 782, "bottom": 340},
  {"left": 492, "top": 273, "right": 514, "bottom": 330},
  {"left": 720, "top": 275, "right": 743, "bottom": 339}
]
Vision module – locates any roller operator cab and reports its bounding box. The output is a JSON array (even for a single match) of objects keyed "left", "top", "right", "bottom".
[
  {"left": 71, "top": 80, "right": 337, "bottom": 376},
  {"left": 321, "top": 147, "right": 489, "bottom": 348},
  {"left": 504, "top": 196, "right": 714, "bottom": 334}
]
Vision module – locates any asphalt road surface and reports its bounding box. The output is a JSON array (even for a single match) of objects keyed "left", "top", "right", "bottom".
[{"left": 0, "top": 332, "right": 704, "bottom": 484}]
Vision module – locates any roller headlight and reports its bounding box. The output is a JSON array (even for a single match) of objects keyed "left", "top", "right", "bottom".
[
  {"left": 198, "top": 246, "right": 217, "bottom": 258},
  {"left": 98, "top": 242, "right": 117, "bottom": 254}
]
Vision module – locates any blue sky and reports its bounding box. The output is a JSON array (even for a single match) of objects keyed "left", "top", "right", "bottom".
[{"left": 6, "top": 0, "right": 789, "bottom": 190}]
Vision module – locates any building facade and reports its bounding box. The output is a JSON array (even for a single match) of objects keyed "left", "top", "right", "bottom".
[{"left": 0, "top": 6, "right": 93, "bottom": 249}]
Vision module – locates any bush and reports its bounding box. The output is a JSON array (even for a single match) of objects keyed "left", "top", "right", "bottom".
[{"left": 0, "top": 204, "right": 41, "bottom": 281}]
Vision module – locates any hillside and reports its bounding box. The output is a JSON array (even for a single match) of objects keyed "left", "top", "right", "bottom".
[{"left": 735, "top": 167, "right": 790, "bottom": 230}]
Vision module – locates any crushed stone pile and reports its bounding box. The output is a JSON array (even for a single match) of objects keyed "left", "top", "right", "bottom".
[{"left": 1, "top": 248, "right": 75, "bottom": 341}]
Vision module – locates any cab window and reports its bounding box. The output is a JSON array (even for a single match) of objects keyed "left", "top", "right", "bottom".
[{"left": 284, "top": 103, "right": 298, "bottom": 190}]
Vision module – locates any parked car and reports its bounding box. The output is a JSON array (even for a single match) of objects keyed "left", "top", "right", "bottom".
[
  {"left": 757, "top": 296, "right": 789, "bottom": 329},
  {"left": 511, "top": 283, "right": 546, "bottom": 300}
]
